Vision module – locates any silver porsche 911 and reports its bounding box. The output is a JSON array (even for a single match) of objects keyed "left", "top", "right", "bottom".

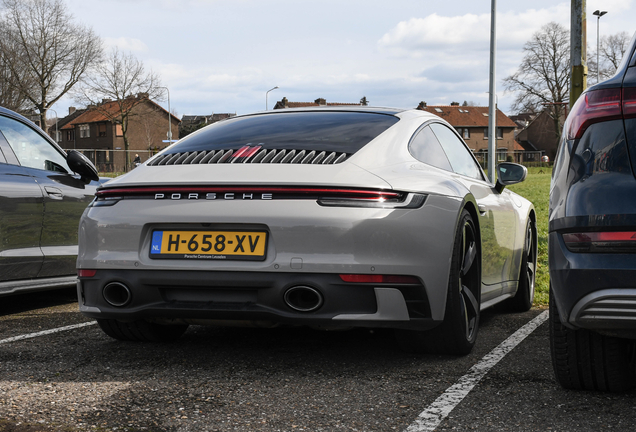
[{"left": 77, "top": 107, "right": 536, "bottom": 354}]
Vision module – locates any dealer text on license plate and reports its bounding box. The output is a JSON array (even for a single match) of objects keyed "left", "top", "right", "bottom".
[{"left": 150, "top": 230, "right": 267, "bottom": 260}]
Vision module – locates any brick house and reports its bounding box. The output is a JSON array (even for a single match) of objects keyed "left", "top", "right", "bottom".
[
  {"left": 48, "top": 107, "right": 86, "bottom": 145},
  {"left": 416, "top": 102, "right": 520, "bottom": 162},
  {"left": 56, "top": 96, "right": 180, "bottom": 172},
  {"left": 514, "top": 110, "right": 563, "bottom": 161},
  {"left": 179, "top": 113, "right": 235, "bottom": 138}
]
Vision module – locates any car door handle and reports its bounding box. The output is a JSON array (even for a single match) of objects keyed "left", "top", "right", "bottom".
[{"left": 44, "top": 186, "right": 63, "bottom": 200}]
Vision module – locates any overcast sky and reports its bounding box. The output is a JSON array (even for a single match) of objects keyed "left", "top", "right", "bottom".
[{"left": 58, "top": 0, "right": 635, "bottom": 118}]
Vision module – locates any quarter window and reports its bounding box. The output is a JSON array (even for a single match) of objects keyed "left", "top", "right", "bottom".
[
  {"left": 409, "top": 126, "right": 452, "bottom": 171},
  {"left": 429, "top": 123, "right": 483, "bottom": 180}
]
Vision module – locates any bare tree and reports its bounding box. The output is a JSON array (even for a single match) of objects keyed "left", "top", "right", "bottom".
[
  {"left": 0, "top": 48, "right": 32, "bottom": 112},
  {"left": 503, "top": 22, "right": 570, "bottom": 140},
  {"left": 0, "top": 0, "right": 102, "bottom": 127},
  {"left": 589, "top": 31, "right": 632, "bottom": 83},
  {"left": 78, "top": 48, "right": 163, "bottom": 171}
]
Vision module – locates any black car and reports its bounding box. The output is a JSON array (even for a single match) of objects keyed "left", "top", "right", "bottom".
[
  {"left": 549, "top": 31, "right": 636, "bottom": 391},
  {"left": 0, "top": 106, "right": 102, "bottom": 296}
]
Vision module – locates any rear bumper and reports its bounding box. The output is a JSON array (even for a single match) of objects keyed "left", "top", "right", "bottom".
[
  {"left": 549, "top": 231, "right": 636, "bottom": 335},
  {"left": 78, "top": 269, "right": 438, "bottom": 331},
  {"left": 78, "top": 195, "right": 461, "bottom": 321}
]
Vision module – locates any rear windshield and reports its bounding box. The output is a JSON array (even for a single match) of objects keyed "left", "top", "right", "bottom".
[{"left": 168, "top": 111, "right": 399, "bottom": 155}]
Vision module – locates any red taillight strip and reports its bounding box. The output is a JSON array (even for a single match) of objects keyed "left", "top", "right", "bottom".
[
  {"left": 339, "top": 274, "right": 420, "bottom": 284},
  {"left": 96, "top": 186, "right": 402, "bottom": 199},
  {"left": 562, "top": 231, "right": 636, "bottom": 253},
  {"left": 563, "top": 232, "right": 636, "bottom": 243}
]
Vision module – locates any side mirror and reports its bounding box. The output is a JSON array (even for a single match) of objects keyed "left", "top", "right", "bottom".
[
  {"left": 66, "top": 150, "right": 99, "bottom": 183},
  {"left": 495, "top": 162, "right": 527, "bottom": 193}
]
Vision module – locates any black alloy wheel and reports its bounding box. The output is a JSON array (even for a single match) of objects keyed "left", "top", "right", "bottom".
[
  {"left": 456, "top": 211, "right": 480, "bottom": 346},
  {"left": 507, "top": 219, "right": 536, "bottom": 312},
  {"left": 396, "top": 209, "right": 481, "bottom": 355}
]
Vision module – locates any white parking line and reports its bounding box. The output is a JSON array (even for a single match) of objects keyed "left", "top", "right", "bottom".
[
  {"left": 0, "top": 321, "right": 96, "bottom": 345},
  {"left": 405, "top": 310, "right": 549, "bottom": 432}
]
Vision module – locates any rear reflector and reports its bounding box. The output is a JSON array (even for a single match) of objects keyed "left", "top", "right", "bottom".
[
  {"left": 78, "top": 269, "right": 97, "bottom": 277},
  {"left": 562, "top": 231, "right": 636, "bottom": 253},
  {"left": 339, "top": 274, "right": 420, "bottom": 284}
]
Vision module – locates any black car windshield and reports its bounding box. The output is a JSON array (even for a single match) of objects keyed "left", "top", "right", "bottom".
[{"left": 168, "top": 111, "right": 399, "bottom": 154}]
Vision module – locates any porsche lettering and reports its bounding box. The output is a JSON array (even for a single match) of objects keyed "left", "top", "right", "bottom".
[{"left": 154, "top": 193, "right": 273, "bottom": 200}]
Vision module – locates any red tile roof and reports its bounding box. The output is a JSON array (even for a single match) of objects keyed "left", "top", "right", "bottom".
[
  {"left": 418, "top": 105, "right": 517, "bottom": 128},
  {"left": 61, "top": 98, "right": 179, "bottom": 130}
]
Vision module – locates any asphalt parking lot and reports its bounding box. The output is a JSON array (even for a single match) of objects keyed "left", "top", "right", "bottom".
[{"left": 1, "top": 288, "right": 636, "bottom": 432}]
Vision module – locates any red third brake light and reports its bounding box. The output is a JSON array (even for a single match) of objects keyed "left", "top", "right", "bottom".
[{"left": 567, "top": 88, "right": 622, "bottom": 140}]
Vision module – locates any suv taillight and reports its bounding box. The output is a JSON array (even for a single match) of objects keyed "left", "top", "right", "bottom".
[
  {"left": 567, "top": 89, "right": 622, "bottom": 140},
  {"left": 624, "top": 87, "right": 636, "bottom": 118}
]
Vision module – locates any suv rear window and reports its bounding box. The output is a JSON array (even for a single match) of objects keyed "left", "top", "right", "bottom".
[{"left": 168, "top": 111, "right": 399, "bottom": 155}]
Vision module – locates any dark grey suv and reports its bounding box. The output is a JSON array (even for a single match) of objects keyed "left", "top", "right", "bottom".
[
  {"left": 0, "top": 106, "right": 102, "bottom": 296},
  {"left": 549, "top": 31, "right": 636, "bottom": 391}
]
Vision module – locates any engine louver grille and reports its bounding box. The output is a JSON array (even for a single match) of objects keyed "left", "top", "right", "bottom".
[{"left": 148, "top": 146, "right": 349, "bottom": 166}]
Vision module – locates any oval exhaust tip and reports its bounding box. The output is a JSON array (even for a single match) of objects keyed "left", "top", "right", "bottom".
[
  {"left": 103, "top": 282, "right": 132, "bottom": 307},
  {"left": 284, "top": 286, "right": 323, "bottom": 312}
]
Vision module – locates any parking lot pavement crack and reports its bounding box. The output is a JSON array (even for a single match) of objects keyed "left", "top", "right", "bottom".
[{"left": 404, "top": 310, "right": 549, "bottom": 432}]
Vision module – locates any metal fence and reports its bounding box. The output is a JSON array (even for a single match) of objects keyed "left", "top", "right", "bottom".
[
  {"left": 473, "top": 150, "right": 551, "bottom": 168},
  {"left": 74, "top": 149, "right": 158, "bottom": 173}
]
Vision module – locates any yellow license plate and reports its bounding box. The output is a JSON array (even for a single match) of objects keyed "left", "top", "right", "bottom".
[{"left": 150, "top": 230, "right": 267, "bottom": 260}]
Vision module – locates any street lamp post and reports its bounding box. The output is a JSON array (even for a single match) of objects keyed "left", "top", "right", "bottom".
[
  {"left": 487, "top": 0, "right": 497, "bottom": 183},
  {"left": 46, "top": 108, "right": 58, "bottom": 144},
  {"left": 157, "top": 86, "right": 172, "bottom": 146},
  {"left": 593, "top": 10, "right": 608, "bottom": 83},
  {"left": 266, "top": 86, "right": 279, "bottom": 110}
]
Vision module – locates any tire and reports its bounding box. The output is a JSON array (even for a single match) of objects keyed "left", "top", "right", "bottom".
[
  {"left": 396, "top": 209, "right": 481, "bottom": 355},
  {"left": 549, "top": 287, "right": 636, "bottom": 391},
  {"left": 96, "top": 318, "right": 189, "bottom": 342},
  {"left": 507, "top": 219, "right": 536, "bottom": 312}
]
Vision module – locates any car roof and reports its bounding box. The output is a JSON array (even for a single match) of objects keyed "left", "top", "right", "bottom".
[
  {"left": 0, "top": 106, "right": 35, "bottom": 123},
  {"left": 238, "top": 106, "right": 407, "bottom": 117}
]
